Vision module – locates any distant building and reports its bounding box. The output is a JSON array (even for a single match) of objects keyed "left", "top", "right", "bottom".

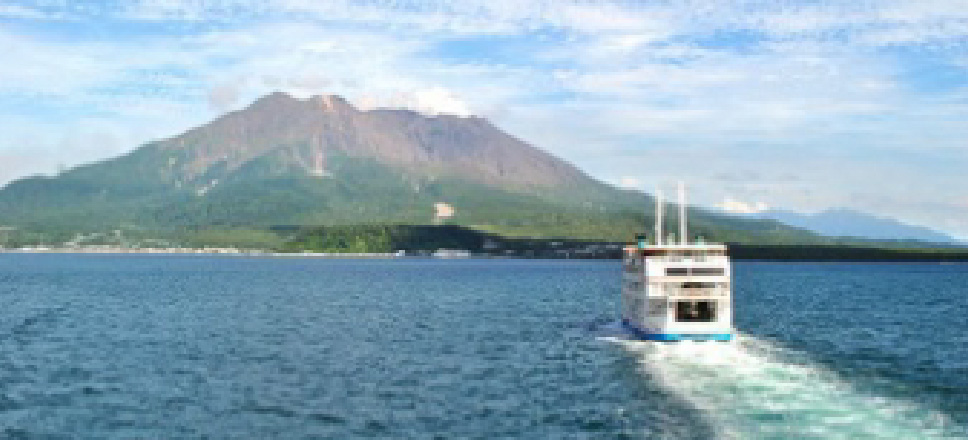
[
  {"left": 434, "top": 202, "right": 455, "bottom": 224},
  {"left": 433, "top": 249, "right": 471, "bottom": 258}
]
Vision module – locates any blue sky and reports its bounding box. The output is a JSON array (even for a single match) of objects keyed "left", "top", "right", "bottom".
[{"left": 0, "top": 0, "right": 966, "bottom": 238}]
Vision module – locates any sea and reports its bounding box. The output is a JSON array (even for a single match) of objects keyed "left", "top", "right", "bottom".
[{"left": 0, "top": 254, "right": 965, "bottom": 439}]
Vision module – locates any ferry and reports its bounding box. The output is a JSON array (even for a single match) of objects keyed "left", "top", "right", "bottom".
[{"left": 621, "top": 183, "right": 733, "bottom": 342}]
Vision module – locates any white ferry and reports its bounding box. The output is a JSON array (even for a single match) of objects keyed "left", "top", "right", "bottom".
[{"left": 621, "top": 184, "right": 733, "bottom": 342}]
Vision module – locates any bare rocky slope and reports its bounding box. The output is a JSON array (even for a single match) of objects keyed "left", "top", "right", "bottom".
[{"left": 159, "top": 92, "right": 591, "bottom": 189}]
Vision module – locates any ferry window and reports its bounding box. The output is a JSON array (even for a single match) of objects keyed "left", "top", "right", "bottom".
[
  {"left": 681, "top": 282, "right": 716, "bottom": 289},
  {"left": 675, "top": 301, "right": 716, "bottom": 322},
  {"left": 691, "top": 268, "right": 725, "bottom": 276},
  {"left": 665, "top": 268, "right": 688, "bottom": 276}
]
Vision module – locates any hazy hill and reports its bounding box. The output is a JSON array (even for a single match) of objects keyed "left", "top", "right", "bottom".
[
  {"left": 759, "top": 208, "right": 959, "bottom": 244},
  {"left": 0, "top": 92, "right": 818, "bottom": 244}
]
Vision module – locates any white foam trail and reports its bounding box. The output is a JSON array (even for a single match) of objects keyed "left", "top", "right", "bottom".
[{"left": 605, "top": 333, "right": 964, "bottom": 439}]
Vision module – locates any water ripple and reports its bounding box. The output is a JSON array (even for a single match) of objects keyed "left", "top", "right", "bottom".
[{"left": 0, "top": 255, "right": 963, "bottom": 438}]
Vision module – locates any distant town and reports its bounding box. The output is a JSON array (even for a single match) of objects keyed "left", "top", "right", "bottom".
[{"left": 1, "top": 241, "right": 626, "bottom": 260}]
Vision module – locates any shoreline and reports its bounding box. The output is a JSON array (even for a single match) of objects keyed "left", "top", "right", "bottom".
[
  {"left": 2, "top": 247, "right": 967, "bottom": 262},
  {"left": 0, "top": 247, "right": 403, "bottom": 258}
]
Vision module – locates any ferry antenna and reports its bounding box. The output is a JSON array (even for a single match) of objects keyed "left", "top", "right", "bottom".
[
  {"left": 655, "top": 189, "right": 664, "bottom": 246},
  {"left": 678, "top": 181, "right": 687, "bottom": 245}
]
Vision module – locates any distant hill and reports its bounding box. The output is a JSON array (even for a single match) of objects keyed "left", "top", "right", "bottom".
[
  {"left": 757, "top": 208, "right": 959, "bottom": 244},
  {"left": 0, "top": 92, "right": 820, "bottom": 244}
]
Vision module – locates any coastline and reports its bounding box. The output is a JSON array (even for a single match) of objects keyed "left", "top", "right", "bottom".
[
  {"left": 0, "top": 247, "right": 404, "bottom": 258},
  {"left": 3, "top": 245, "right": 968, "bottom": 262}
]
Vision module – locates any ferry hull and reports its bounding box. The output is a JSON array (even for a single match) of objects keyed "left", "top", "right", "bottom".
[{"left": 622, "top": 321, "right": 732, "bottom": 342}]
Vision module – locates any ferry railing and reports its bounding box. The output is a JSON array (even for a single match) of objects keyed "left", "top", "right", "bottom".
[
  {"left": 644, "top": 255, "right": 727, "bottom": 264},
  {"left": 668, "top": 288, "right": 728, "bottom": 297}
]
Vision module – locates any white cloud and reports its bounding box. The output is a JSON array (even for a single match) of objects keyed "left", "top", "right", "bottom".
[
  {"left": 0, "top": 0, "right": 967, "bottom": 236},
  {"left": 0, "top": 4, "right": 36, "bottom": 18},
  {"left": 207, "top": 83, "right": 242, "bottom": 113},
  {"left": 4, "top": 1, "right": 967, "bottom": 46},
  {"left": 409, "top": 87, "right": 472, "bottom": 116},
  {"left": 715, "top": 198, "right": 770, "bottom": 214},
  {"left": 618, "top": 176, "right": 641, "bottom": 189},
  {"left": 300, "top": 40, "right": 341, "bottom": 54}
]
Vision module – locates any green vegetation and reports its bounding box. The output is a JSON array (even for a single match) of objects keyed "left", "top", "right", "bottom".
[
  {"left": 178, "top": 228, "right": 286, "bottom": 249},
  {"left": 2, "top": 223, "right": 966, "bottom": 261},
  {"left": 730, "top": 244, "right": 968, "bottom": 262},
  {"left": 278, "top": 225, "right": 487, "bottom": 253},
  {"left": 279, "top": 225, "right": 968, "bottom": 260},
  {"left": 0, "top": 141, "right": 962, "bottom": 259},
  {"left": 0, "top": 149, "right": 829, "bottom": 245}
]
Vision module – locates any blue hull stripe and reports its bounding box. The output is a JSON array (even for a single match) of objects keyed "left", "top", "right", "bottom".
[{"left": 622, "top": 321, "right": 732, "bottom": 342}]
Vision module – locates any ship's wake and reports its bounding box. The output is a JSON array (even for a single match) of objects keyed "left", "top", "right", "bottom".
[{"left": 604, "top": 332, "right": 965, "bottom": 439}]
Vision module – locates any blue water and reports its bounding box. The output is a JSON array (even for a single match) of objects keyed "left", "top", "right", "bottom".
[{"left": 0, "top": 255, "right": 965, "bottom": 438}]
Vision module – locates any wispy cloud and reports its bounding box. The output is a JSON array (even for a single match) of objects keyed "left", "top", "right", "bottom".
[
  {"left": 716, "top": 197, "right": 770, "bottom": 214},
  {"left": 0, "top": 0, "right": 966, "bottom": 236},
  {"left": 0, "top": 4, "right": 52, "bottom": 20}
]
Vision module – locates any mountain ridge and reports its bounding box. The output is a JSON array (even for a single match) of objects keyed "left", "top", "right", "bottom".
[
  {"left": 755, "top": 207, "right": 959, "bottom": 244},
  {"left": 0, "top": 92, "right": 821, "bottom": 245},
  {"left": 150, "top": 91, "right": 592, "bottom": 190}
]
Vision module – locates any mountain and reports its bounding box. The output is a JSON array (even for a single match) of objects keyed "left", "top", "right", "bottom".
[
  {"left": 758, "top": 208, "right": 959, "bottom": 244},
  {"left": 147, "top": 92, "right": 591, "bottom": 189},
  {"left": 0, "top": 92, "right": 819, "bottom": 244}
]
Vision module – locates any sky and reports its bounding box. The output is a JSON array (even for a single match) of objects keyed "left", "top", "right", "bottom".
[{"left": 0, "top": 0, "right": 967, "bottom": 238}]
